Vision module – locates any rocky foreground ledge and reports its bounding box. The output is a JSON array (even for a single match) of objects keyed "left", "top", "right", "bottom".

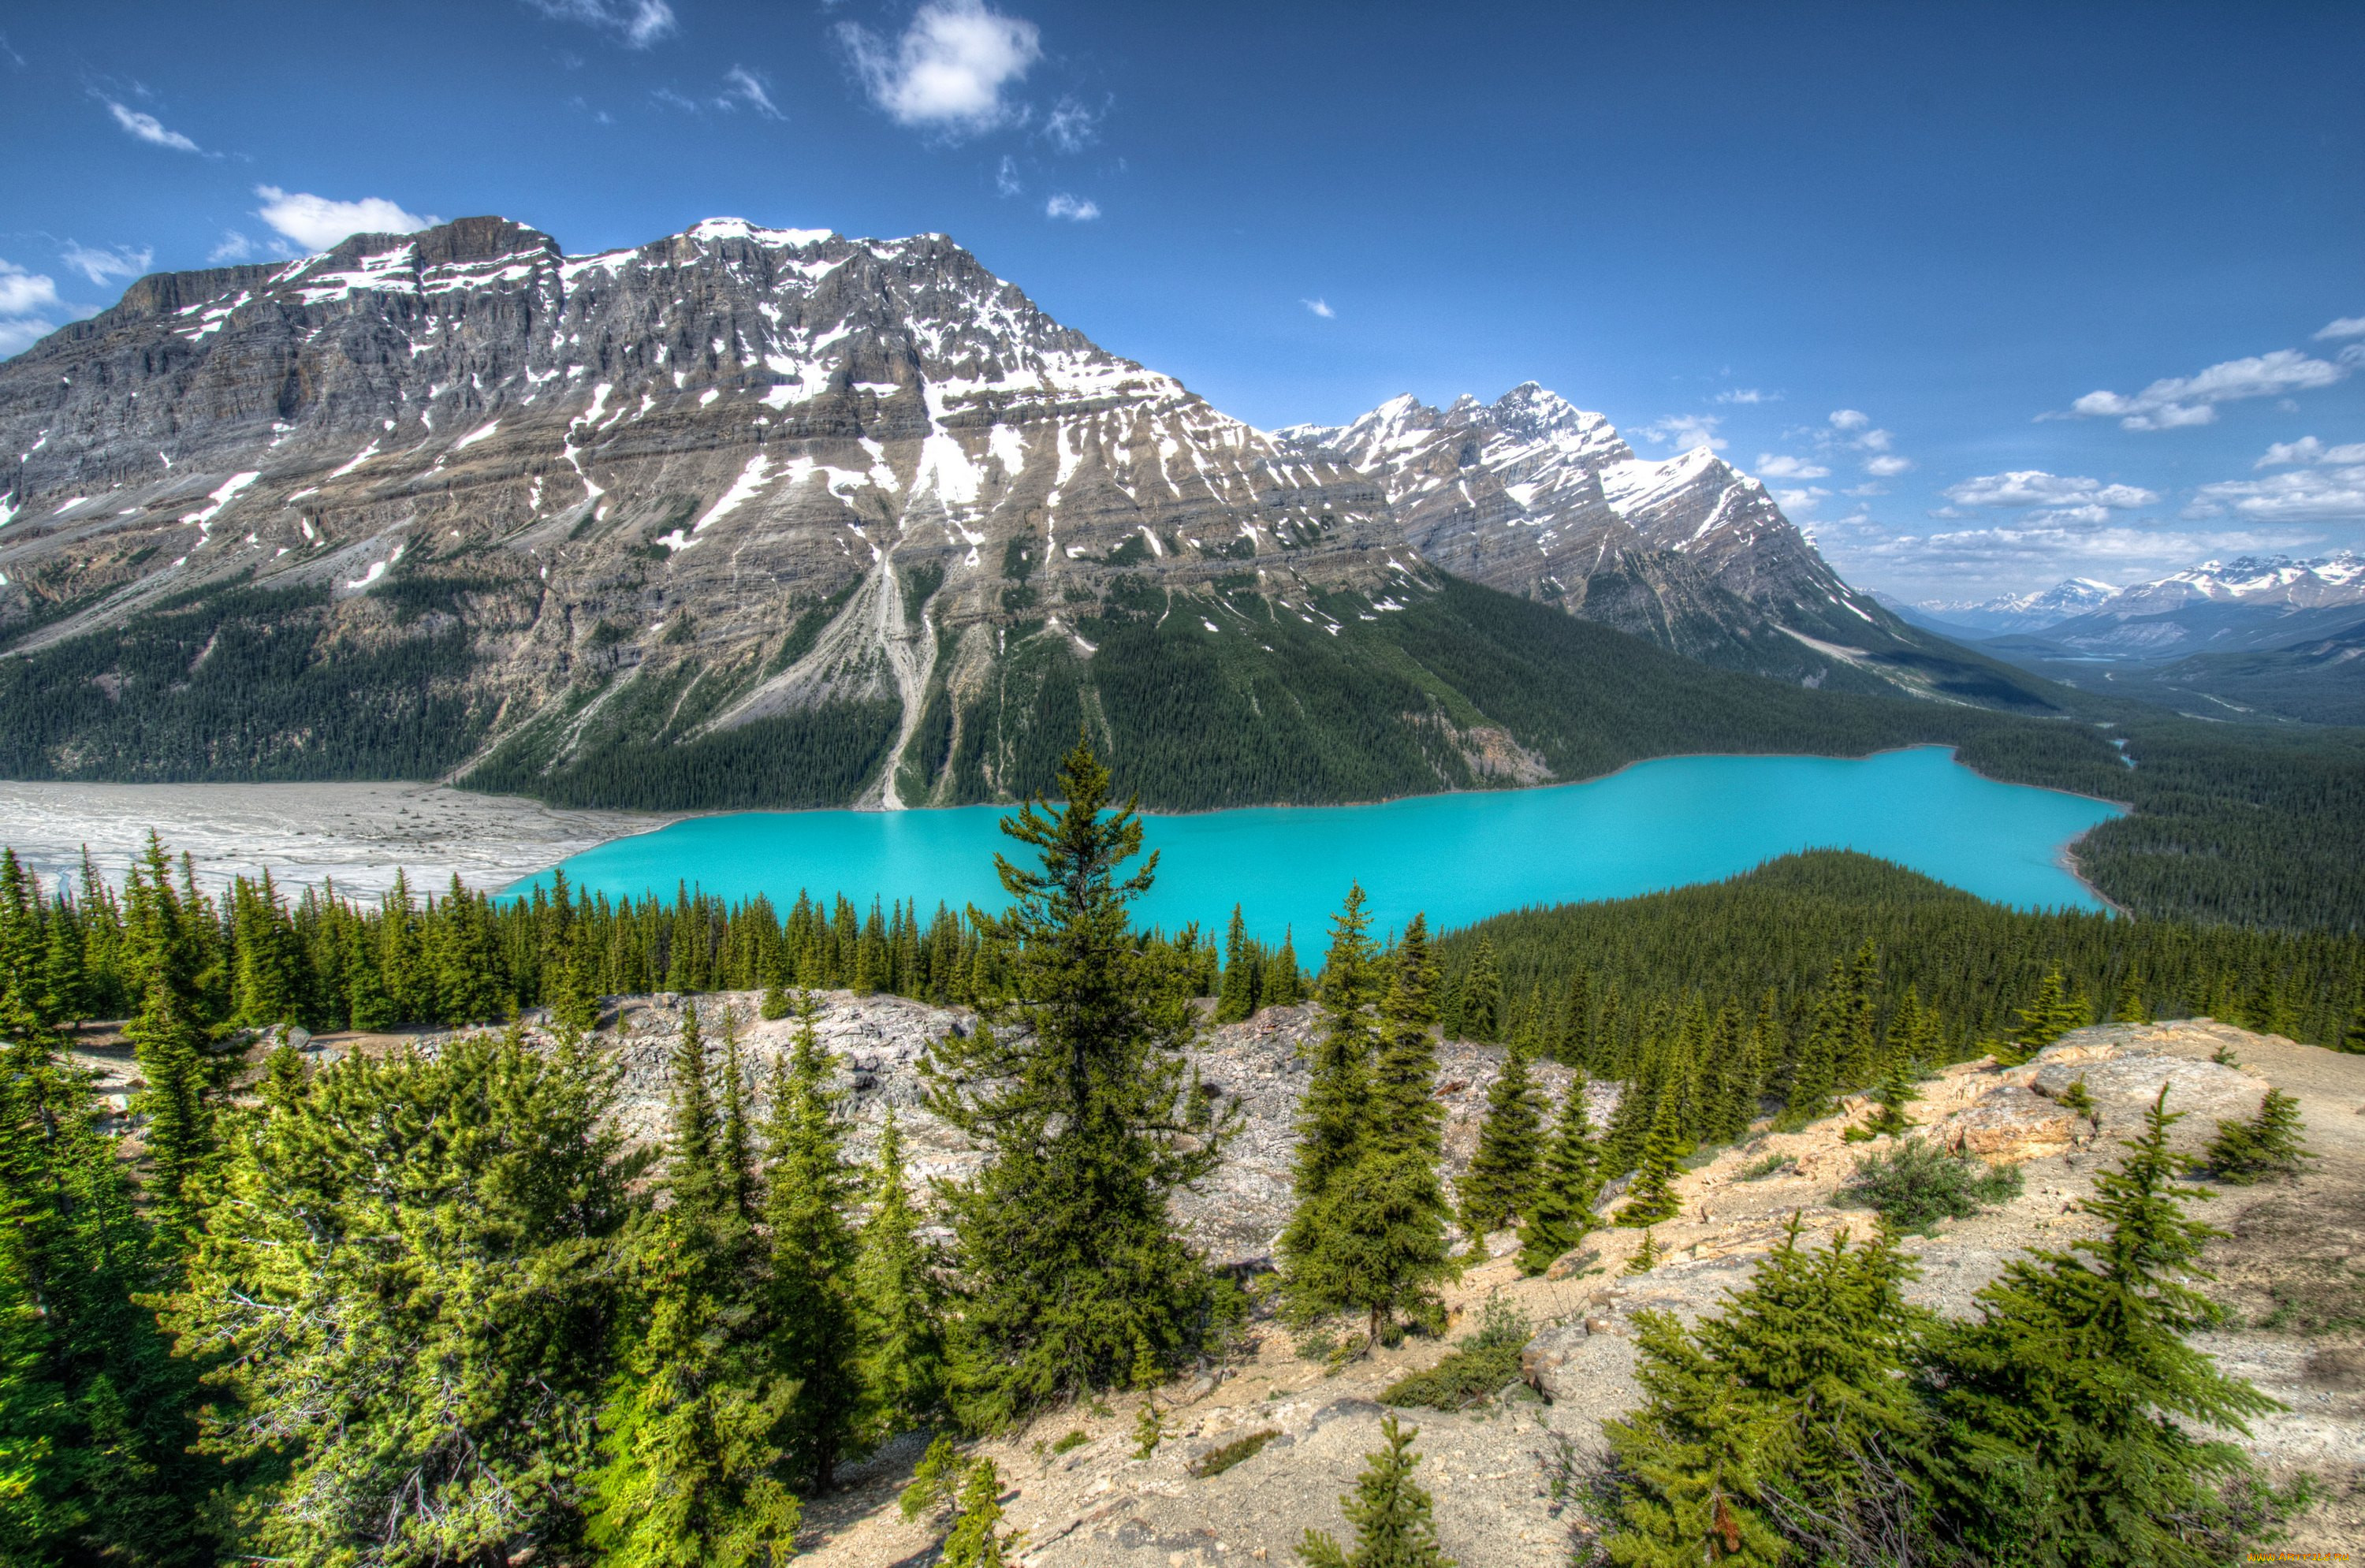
[{"left": 107, "top": 1000, "right": 2360, "bottom": 1563}]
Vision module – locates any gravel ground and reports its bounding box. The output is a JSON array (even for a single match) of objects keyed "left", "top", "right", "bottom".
[{"left": 0, "top": 779, "right": 672, "bottom": 896}]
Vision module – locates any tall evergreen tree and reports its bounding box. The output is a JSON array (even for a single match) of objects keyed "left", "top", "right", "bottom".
[
  {"left": 1457, "top": 937, "right": 1502, "bottom": 1043},
  {"left": 594, "top": 1004, "right": 797, "bottom": 1568},
  {"left": 1456, "top": 1042, "right": 1544, "bottom": 1239},
  {"left": 1924, "top": 1087, "right": 2286, "bottom": 1566},
  {"left": 920, "top": 737, "right": 1231, "bottom": 1427},
  {"left": 765, "top": 993, "right": 864, "bottom": 1488},
  {"left": 1277, "top": 887, "right": 1383, "bottom": 1313},
  {"left": 1518, "top": 1079, "right": 1601, "bottom": 1276},
  {"left": 853, "top": 1108, "right": 945, "bottom": 1447},
  {"left": 122, "top": 978, "right": 218, "bottom": 1255},
  {"left": 1616, "top": 1088, "right": 1687, "bottom": 1229},
  {"left": 1216, "top": 906, "right": 1261, "bottom": 1024}
]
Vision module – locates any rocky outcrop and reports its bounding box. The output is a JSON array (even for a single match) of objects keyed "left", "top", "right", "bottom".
[{"left": 1920, "top": 1026, "right": 2270, "bottom": 1163}]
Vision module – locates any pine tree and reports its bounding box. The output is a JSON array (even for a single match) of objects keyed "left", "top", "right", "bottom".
[
  {"left": 594, "top": 999, "right": 797, "bottom": 1566},
  {"left": 2338, "top": 990, "right": 2365, "bottom": 1055},
  {"left": 1278, "top": 888, "right": 1384, "bottom": 1319},
  {"left": 2203, "top": 1089, "right": 2313, "bottom": 1184},
  {"left": 1457, "top": 937, "right": 1502, "bottom": 1043},
  {"left": 1925, "top": 1086, "right": 2287, "bottom": 1566},
  {"left": 920, "top": 737, "right": 1231, "bottom": 1427},
  {"left": 2008, "top": 967, "right": 2090, "bottom": 1060},
  {"left": 1295, "top": 1416, "right": 1454, "bottom": 1568},
  {"left": 1456, "top": 1041, "right": 1544, "bottom": 1240},
  {"left": 1216, "top": 906, "right": 1261, "bottom": 1023},
  {"left": 940, "top": 1458, "right": 1022, "bottom": 1568},
  {"left": 1603, "top": 1220, "right": 1935, "bottom": 1566},
  {"left": 1617, "top": 1088, "right": 1687, "bottom": 1228},
  {"left": 1518, "top": 1079, "right": 1601, "bottom": 1276},
  {"left": 1854, "top": 1052, "right": 1920, "bottom": 1142},
  {"left": 2113, "top": 968, "right": 2150, "bottom": 1025},
  {"left": 766, "top": 993, "right": 863, "bottom": 1488},
  {"left": 853, "top": 1108, "right": 944, "bottom": 1446},
  {"left": 122, "top": 978, "right": 218, "bottom": 1255},
  {"left": 1279, "top": 914, "right": 1460, "bottom": 1343},
  {"left": 166, "top": 1029, "right": 642, "bottom": 1566}
]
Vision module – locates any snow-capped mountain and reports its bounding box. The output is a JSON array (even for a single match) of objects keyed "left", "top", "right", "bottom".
[
  {"left": 0, "top": 214, "right": 2009, "bottom": 808},
  {"left": 2090, "top": 553, "right": 2365, "bottom": 616},
  {"left": 1278, "top": 385, "right": 1901, "bottom": 672},
  {"left": 1900, "top": 578, "right": 2123, "bottom": 635}
]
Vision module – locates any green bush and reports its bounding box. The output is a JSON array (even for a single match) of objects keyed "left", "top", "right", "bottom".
[
  {"left": 1838, "top": 1138, "right": 2022, "bottom": 1232},
  {"left": 1187, "top": 1428, "right": 1279, "bottom": 1478},
  {"left": 1380, "top": 1297, "right": 1532, "bottom": 1410}
]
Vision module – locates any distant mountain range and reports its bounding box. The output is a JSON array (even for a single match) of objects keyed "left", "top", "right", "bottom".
[
  {"left": 1896, "top": 553, "right": 2365, "bottom": 724},
  {"left": 0, "top": 215, "right": 2061, "bottom": 808}
]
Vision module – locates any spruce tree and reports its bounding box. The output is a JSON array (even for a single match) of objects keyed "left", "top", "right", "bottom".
[
  {"left": 922, "top": 738, "right": 1231, "bottom": 1426},
  {"left": 853, "top": 1108, "right": 945, "bottom": 1445},
  {"left": 166, "top": 1029, "right": 643, "bottom": 1566},
  {"left": 1603, "top": 1220, "right": 1935, "bottom": 1566},
  {"left": 1279, "top": 915, "right": 1460, "bottom": 1344},
  {"left": 939, "top": 1458, "right": 1022, "bottom": 1568},
  {"left": 1456, "top": 1041, "right": 1544, "bottom": 1239},
  {"left": 1854, "top": 1052, "right": 1920, "bottom": 1142},
  {"left": 1295, "top": 1416, "right": 1454, "bottom": 1568},
  {"left": 595, "top": 1003, "right": 797, "bottom": 1567},
  {"left": 1616, "top": 1088, "right": 1686, "bottom": 1228},
  {"left": 2008, "top": 967, "right": 2090, "bottom": 1060},
  {"left": 1278, "top": 888, "right": 1384, "bottom": 1318},
  {"left": 2202, "top": 1089, "right": 2312, "bottom": 1184},
  {"left": 1925, "top": 1086, "right": 2286, "bottom": 1566},
  {"left": 1518, "top": 1079, "right": 1601, "bottom": 1275},
  {"left": 1216, "top": 906, "right": 1261, "bottom": 1023},
  {"left": 2113, "top": 968, "right": 2150, "bottom": 1025},
  {"left": 1457, "top": 937, "right": 1502, "bottom": 1043},
  {"left": 766, "top": 993, "right": 863, "bottom": 1488},
  {"left": 122, "top": 978, "right": 218, "bottom": 1255}
]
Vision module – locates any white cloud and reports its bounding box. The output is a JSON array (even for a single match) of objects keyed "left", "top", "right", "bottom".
[
  {"left": 209, "top": 230, "right": 254, "bottom": 263},
  {"left": 1854, "top": 427, "right": 1895, "bottom": 453},
  {"left": 2257, "top": 436, "right": 2365, "bottom": 467},
  {"left": 1641, "top": 413, "right": 1725, "bottom": 452},
  {"left": 0, "top": 318, "right": 55, "bottom": 356},
  {"left": 0, "top": 259, "right": 59, "bottom": 356},
  {"left": 1714, "top": 388, "right": 1773, "bottom": 404},
  {"left": 523, "top": 0, "right": 676, "bottom": 48},
  {"left": 1043, "top": 96, "right": 1098, "bottom": 152},
  {"left": 717, "top": 65, "right": 783, "bottom": 118},
  {"left": 1756, "top": 453, "right": 1828, "bottom": 480},
  {"left": 1942, "top": 471, "right": 2159, "bottom": 511},
  {"left": 59, "top": 241, "right": 152, "bottom": 288},
  {"left": 254, "top": 186, "right": 436, "bottom": 251},
  {"left": 2188, "top": 463, "right": 2365, "bottom": 523},
  {"left": 1863, "top": 453, "right": 1915, "bottom": 478},
  {"left": 841, "top": 0, "right": 1041, "bottom": 136},
  {"left": 2067, "top": 347, "right": 2351, "bottom": 430},
  {"left": 1775, "top": 486, "right": 1830, "bottom": 514},
  {"left": 1302, "top": 297, "right": 1334, "bottom": 319},
  {"left": 995, "top": 155, "right": 1022, "bottom": 196},
  {"left": 1844, "top": 483, "right": 1889, "bottom": 498},
  {"left": 0, "top": 260, "right": 62, "bottom": 318},
  {"left": 103, "top": 99, "right": 199, "bottom": 152},
  {"left": 2315, "top": 315, "right": 2365, "bottom": 341},
  {"left": 1044, "top": 192, "right": 1099, "bottom": 222},
  {"left": 1828, "top": 408, "right": 1870, "bottom": 431}
]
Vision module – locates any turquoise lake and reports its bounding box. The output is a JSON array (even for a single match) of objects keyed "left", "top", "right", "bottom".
[{"left": 508, "top": 747, "right": 2123, "bottom": 941}]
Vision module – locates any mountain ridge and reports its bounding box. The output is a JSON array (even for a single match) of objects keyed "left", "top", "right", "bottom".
[{"left": 1, "top": 212, "right": 2061, "bottom": 810}]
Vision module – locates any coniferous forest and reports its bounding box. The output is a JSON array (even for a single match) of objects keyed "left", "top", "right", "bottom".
[{"left": 0, "top": 739, "right": 2352, "bottom": 1563}]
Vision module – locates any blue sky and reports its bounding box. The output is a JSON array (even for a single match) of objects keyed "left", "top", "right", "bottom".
[{"left": 3, "top": 0, "right": 2359, "bottom": 601}]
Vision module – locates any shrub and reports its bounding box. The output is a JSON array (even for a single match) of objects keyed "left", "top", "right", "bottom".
[
  {"left": 2205, "top": 1089, "right": 2313, "bottom": 1184},
  {"left": 1189, "top": 1428, "right": 1279, "bottom": 1478},
  {"left": 1838, "top": 1138, "right": 2022, "bottom": 1232},
  {"left": 1380, "top": 1296, "right": 1531, "bottom": 1410},
  {"left": 1738, "top": 1153, "right": 1794, "bottom": 1181},
  {"left": 1051, "top": 1429, "right": 1090, "bottom": 1455}
]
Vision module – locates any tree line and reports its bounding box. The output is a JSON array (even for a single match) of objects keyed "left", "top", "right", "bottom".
[{"left": 0, "top": 739, "right": 2337, "bottom": 1563}]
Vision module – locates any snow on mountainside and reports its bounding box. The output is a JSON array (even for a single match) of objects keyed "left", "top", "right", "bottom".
[
  {"left": 1277, "top": 384, "right": 1904, "bottom": 673},
  {"left": 1904, "top": 578, "right": 2122, "bottom": 635},
  {"left": 0, "top": 214, "right": 2022, "bottom": 808},
  {"left": 2091, "top": 553, "right": 2365, "bottom": 616}
]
